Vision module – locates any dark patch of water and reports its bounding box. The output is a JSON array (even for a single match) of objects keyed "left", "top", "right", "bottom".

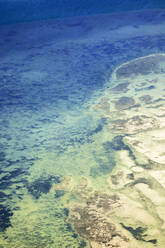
[
  {"left": 103, "top": 135, "right": 136, "bottom": 161},
  {"left": 27, "top": 175, "right": 61, "bottom": 199},
  {"left": 55, "top": 190, "right": 66, "bottom": 199},
  {"left": 120, "top": 223, "right": 157, "bottom": 244},
  {"left": 0, "top": 204, "right": 13, "bottom": 232},
  {"left": 0, "top": 152, "right": 5, "bottom": 162},
  {"left": 90, "top": 149, "right": 116, "bottom": 177},
  {"left": 63, "top": 208, "right": 69, "bottom": 217}
]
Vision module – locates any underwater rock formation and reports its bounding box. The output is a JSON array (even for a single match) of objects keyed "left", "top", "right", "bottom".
[
  {"left": 78, "top": 53, "right": 165, "bottom": 247},
  {"left": 114, "top": 54, "right": 165, "bottom": 79},
  {"left": 69, "top": 193, "right": 138, "bottom": 248},
  {"left": 114, "top": 96, "right": 135, "bottom": 110}
]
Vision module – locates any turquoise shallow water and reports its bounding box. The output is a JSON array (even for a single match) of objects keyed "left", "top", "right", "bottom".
[{"left": 0, "top": 9, "right": 165, "bottom": 247}]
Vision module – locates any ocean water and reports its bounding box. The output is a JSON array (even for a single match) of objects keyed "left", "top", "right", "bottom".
[
  {"left": 1, "top": 0, "right": 165, "bottom": 25},
  {"left": 0, "top": 8, "right": 165, "bottom": 248}
]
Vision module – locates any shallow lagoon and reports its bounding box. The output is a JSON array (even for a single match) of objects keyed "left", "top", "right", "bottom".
[{"left": 0, "top": 9, "right": 165, "bottom": 248}]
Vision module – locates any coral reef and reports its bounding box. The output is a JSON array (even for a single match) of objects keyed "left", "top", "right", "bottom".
[{"left": 72, "top": 53, "right": 165, "bottom": 247}]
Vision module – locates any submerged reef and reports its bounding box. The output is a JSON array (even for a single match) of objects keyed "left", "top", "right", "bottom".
[
  {"left": 68, "top": 53, "right": 165, "bottom": 247},
  {"left": 115, "top": 54, "right": 165, "bottom": 79},
  {"left": 69, "top": 192, "right": 133, "bottom": 248},
  {"left": 114, "top": 96, "right": 135, "bottom": 110}
]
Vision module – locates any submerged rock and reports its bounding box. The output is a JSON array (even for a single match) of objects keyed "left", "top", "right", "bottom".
[
  {"left": 88, "top": 53, "right": 165, "bottom": 247},
  {"left": 115, "top": 96, "right": 135, "bottom": 110},
  {"left": 111, "top": 82, "right": 130, "bottom": 93},
  {"left": 115, "top": 54, "right": 165, "bottom": 79},
  {"left": 69, "top": 193, "right": 135, "bottom": 248},
  {"left": 139, "top": 95, "right": 152, "bottom": 104},
  {"left": 109, "top": 115, "right": 159, "bottom": 134}
]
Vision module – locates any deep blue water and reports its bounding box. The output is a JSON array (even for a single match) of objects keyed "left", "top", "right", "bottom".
[{"left": 0, "top": 0, "right": 165, "bottom": 24}]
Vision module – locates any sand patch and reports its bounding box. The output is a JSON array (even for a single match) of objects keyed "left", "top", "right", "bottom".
[
  {"left": 149, "top": 170, "right": 165, "bottom": 189},
  {"left": 135, "top": 183, "right": 165, "bottom": 206}
]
